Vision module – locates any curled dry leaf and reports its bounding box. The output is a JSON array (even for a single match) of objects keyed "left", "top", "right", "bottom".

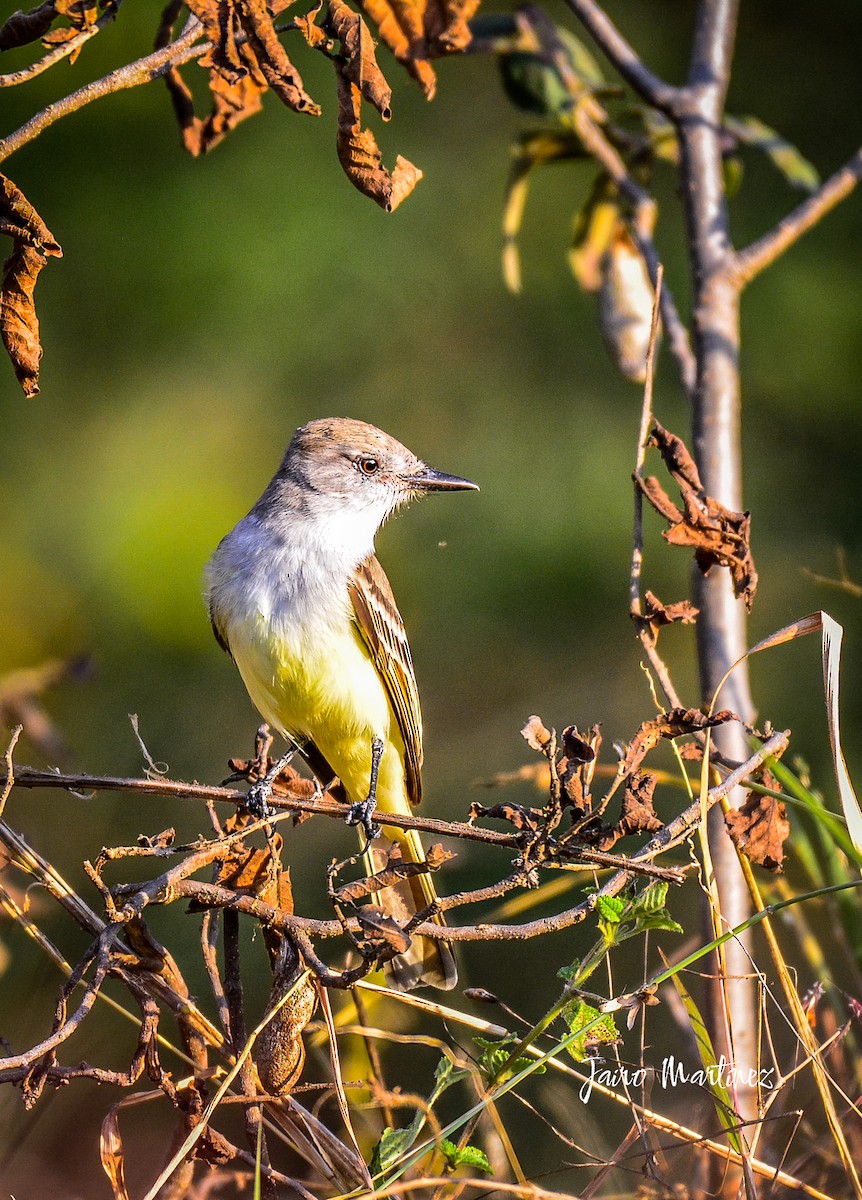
[
  {"left": 638, "top": 421, "right": 758, "bottom": 610},
  {"left": 335, "top": 73, "right": 422, "bottom": 210},
  {"left": 0, "top": 175, "right": 62, "bottom": 396},
  {"left": 521, "top": 713, "right": 553, "bottom": 753},
  {"left": 618, "top": 770, "right": 662, "bottom": 835},
  {"left": 326, "top": 0, "right": 392, "bottom": 118},
  {"left": 256, "top": 944, "right": 317, "bottom": 1095},
  {"left": 1, "top": 178, "right": 64, "bottom": 395},
  {"left": 469, "top": 800, "right": 543, "bottom": 832},
  {"left": 354, "top": 0, "right": 479, "bottom": 99},
  {"left": 356, "top": 0, "right": 436, "bottom": 98},
  {"left": 334, "top": 841, "right": 454, "bottom": 902},
  {"left": 622, "top": 706, "right": 735, "bottom": 777},
  {"left": 100, "top": 1105, "right": 131, "bottom": 1200},
  {"left": 355, "top": 903, "right": 412, "bottom": 955},
  {"left": 558, "top": 723, "right": 600, "bottom": 811},
  {"left": 725, "top": 786, "right": 790, "bottom": 871},
  {"left": 638, "top": 590, "right": 699, "bottom": 641},
  {"left": 238, "top": 0, "right": 321, "bottom": 115}
]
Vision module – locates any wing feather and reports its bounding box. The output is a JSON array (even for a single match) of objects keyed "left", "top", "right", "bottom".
[{"left": 349, "top": 554, "right": 423, "bottom": 806}]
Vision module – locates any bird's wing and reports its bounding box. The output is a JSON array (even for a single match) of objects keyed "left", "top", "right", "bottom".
[{"left": 349, "top": 553, "right": 423, "bottom": 806}]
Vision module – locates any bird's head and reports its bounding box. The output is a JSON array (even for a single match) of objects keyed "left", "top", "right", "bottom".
[{"left": 278, "top": 417, "right": 478, "bottom": 524}]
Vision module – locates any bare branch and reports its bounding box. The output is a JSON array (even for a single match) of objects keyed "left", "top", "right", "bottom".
[
  {"left": 731, "top": 147, "right": 862, "bottom": 289},
  {"left": 562, "top": 0, "right": 680, "bottom": 115},
  {"left": 0, "top": 3, "right": 122, "bottom": 89},
  {"left": 0, "top": 18, "right": 207, "bottom": 165}
]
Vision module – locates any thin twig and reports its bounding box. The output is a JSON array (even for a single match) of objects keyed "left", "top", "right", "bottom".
[
  {"left": 0, "top": 2, "right": 123, "bottom": 89},
  {"left": 562, "top": 0, "right": 681, "bottom": 115},
  {"left": 731, "top": 146, "right": 862, "bottom": 288},
  {"left": 0, "top": 18, "right": 207, "bottom": 164},
  {"left": 0, "top": 725, "right": 23, "bottom": 820}
]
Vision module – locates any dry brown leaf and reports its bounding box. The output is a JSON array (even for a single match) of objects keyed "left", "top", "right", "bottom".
[
  {"left": 295, "top": 0, "right": 327, "bottom": 46},
  {"left": 622, "top": 707, "right": 734, "bottom": 776},
  {"left": 238, "top": 0, "right": 321, "bottom": 114},
  {"left": 335, "top": 72, "right": 422, "bottom": 210},
  {"left": 639, "top": 421, "right": 758, "bottom": 610},
  {"left": 430, "top": 0, "right": 480, "bottom": 53},
  {"left": 0, "top": 2, "right": 58, "bottom": 50},
  {"left": 521, "top": 713, "right": 553, "bottom": 753},
  {"left": 1, "top": 246, "right": 52, "bottom": 397},
  {"left": 211, "top": 835, "right": 294, "bottom": 911},
  {"left": 355, "top": 904, "right": 412, "bottom": 954},
  {"left": 256, "top": 956, "right": 317, "bottom": 1096},
  {"left": 335, "top": 841, "right": 453, "bottom": 901},
  {"left": 326, "top": 0, "right": 392, "bottom": 118},
  {"left": 355, "top": 0, "right": 437, "bottom": 97},
  {"left": 640, "top": 590, "right": 699, "bottom": 639},
  {"left": 558, "top": 723, "right": 600, "bottom": 811},
  {"left": 618, "top": 770, "right": 662, "bottom": 835},
  {"left": 469, "top": 800, "right": 543, "bottom": 832},
  {"left": 100, "top": 1105, "right": 131, "bottom": 1200},
  {"left": 725, "top": 787, "right": 789, "bottom": 871}
]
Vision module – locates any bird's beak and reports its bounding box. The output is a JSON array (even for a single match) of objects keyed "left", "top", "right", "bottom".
[{"left": 410, "top": 466, "right": 480, "bottom": 492}]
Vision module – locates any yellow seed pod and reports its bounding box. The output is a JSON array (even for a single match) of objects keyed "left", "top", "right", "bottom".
[{"left": 598, "top": 224, "right": 658, "bottom": 383}]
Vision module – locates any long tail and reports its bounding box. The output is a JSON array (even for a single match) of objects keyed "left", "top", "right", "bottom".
[{"left": 364, "top": 822, "right": 457, "bottom": 990}]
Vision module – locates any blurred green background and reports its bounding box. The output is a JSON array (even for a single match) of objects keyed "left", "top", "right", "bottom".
[{"left": 2, "top": 0, "right": 862, "bottom": 1192}]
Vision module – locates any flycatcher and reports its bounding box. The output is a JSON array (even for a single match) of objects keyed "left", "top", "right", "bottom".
[{"left": 206, "top": 417, "right": 477, "bottom": 990}]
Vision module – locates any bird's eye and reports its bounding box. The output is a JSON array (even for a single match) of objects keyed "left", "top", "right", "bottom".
[{"left": 357, "top": 457, "right": 380, "bottom": 476}]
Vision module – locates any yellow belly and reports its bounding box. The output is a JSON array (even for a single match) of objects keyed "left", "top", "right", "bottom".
[{"left": 229, "top": 612, "right": 408, "bottom": 811}]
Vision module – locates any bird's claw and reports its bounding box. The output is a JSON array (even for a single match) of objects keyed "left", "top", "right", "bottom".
[{"left": 346, "top": 797, "right": 381, "bottom": 846}]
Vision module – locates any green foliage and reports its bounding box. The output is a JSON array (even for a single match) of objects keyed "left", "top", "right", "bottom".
[
  {"left": 440, "top": 1139, "right": 493, "bottom": 1174},
  {"left": 724, "top": 115, "right": 820, "bottom": 192},
  {"left": 474, "top": 1034, "right": 546, "bottom": 1080},
  {"left": 598, "top": 883, "right": 683, "bottom": 948},
  {"left": 369, "top": 1056, "right": 470, "bottom": 1176},
  {"left": 560, "top": 996, "right": 619, "bottom": 1062}
]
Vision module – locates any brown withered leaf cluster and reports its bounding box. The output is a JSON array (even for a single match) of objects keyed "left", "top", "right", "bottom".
[
  {"left": 637, "top": 421, "right": 758, "bottom": 610},
  {"left": 0, "top": 175, "right": 63, "bottom": 397},
  {"left": 725, "top": 770, "right": 790, "bottom": 871},
  {"left": 497, "top": 708, "right": 741, "bottom": 856},
  {"left": 155, "top": 0, "right": 478, "bottom": 209}
]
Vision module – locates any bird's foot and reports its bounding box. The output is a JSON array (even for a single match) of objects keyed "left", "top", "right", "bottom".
[
  {"left": 244, "top": 749, "right": 295, "bottom": 821},
  {"left": 345, "top": 736, "right": 384, "bottom": 846},
  {"left": 346, "top": 796, "right": 381, "bottom": 845}
]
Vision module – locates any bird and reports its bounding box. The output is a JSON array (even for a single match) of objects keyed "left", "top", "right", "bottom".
[{"left": 205, "top": 417, "right": 478, "bottom": 989}]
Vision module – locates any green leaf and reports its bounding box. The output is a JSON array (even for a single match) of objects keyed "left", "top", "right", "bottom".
[
  {"left": 557, "top": 958, "right": 581, "bottom": 982},
  {"left": 629, "top": 910, "right": 684, "bottom": 935},
  {"left": 629, "top": 881, "right": 668, "bottom": 915},
  {"left": 432, "top": 1055, "right": 470, "bottom": 1097},
  {"left": 596, "top": 894, "right": 625, "bottom": 923},
  {"left": 561, "top": 997, "right": 619, "bottom": 1062},
  {"left": 440, "top": 1139, "right": 493, "bottom": 1174},
  {"left": 723, "top": 155, "right": 744, "bottom": 198},
  {"left": 725, "top": 114, "right": 820, "bottom": 192},
  {"left": 370, "top": 1125, "right": 419, "bottom": 1175},
  {"left": 474, "top": 1035, "right": 545, "bottom": 1079},
  {"left": 497, "top": 26, "right": 604, "bottom": 119}
]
